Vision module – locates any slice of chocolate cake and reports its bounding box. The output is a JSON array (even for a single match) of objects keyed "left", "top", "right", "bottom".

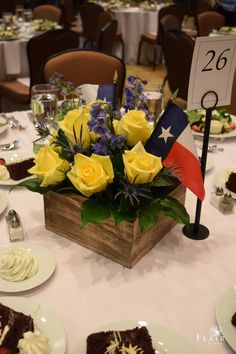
[
  {"left": 231, "top": 312, "right": 236, "bottom": 327},
  {"left": 226, "top": 172, "right": 236, "bottom": 194},
  {"left": 0, "top": 303, "right": 34, "bottom": 352},
  {"left": 86, "top": 326, "right": 155, "bottom": 354},
  {"left": 6, "top": 158, "right": 34, "bottom": 181}
]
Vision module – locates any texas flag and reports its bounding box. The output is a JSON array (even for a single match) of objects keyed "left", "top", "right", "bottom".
[
  {"left": 77, "top": 83, "right": 116, "bottom": 107},
  {"left": 145, "top": 101, "right": 205, "bottom": 201}
]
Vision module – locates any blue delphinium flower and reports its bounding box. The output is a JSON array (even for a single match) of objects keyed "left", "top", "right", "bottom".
[{"left": 110, "top": 134, "right": 126, "bottom": 151}]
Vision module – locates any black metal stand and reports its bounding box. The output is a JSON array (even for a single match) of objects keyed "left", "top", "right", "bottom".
[{"left": 183, "top": 91, "right": 218, "bottom": 240}]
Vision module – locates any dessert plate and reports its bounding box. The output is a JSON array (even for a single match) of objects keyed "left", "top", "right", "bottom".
[
  {"left": 213, "top": 167, "right": 236, "bottom": 199},
  {"left": 0, "top": 296, "right": 66, "bottom": 353},
  {"left": 216, "top": 285, "right": 236, "bottom": 351},
  {"left": 0, "top": 151, "right": 34, "bottom": 185},
  {"left": 71, "top": 320, "right": 199, "bottom": 354},
  {"left": 0, "top": 116, "right": 9, "bottom": 134},
  {"left": 0, "top": 242, "right": 56, "bottom": 292},
  {"left": 0, "top": 190, "right": 7, "bottom": 215}
]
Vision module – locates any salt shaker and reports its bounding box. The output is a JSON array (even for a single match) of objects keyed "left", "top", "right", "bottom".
[
  {"left": 219, "top": 192, "right": 235, "bottom": 215},
  {"left": 210, "top": 186, "right": 224, "bottom": 210},
  {"left": 5, "top": 209, "right": 24, "bottom": 241}
]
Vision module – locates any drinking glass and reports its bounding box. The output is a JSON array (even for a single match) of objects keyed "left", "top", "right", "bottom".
[
  {"left": 15, "top": 5, "right": 24, "bottom": 23},
  {"left": 31, "top": 84, "right": 58, "bottom": 127},
  {"left": 144, "top": 87, "right": 163, "bottom": 123},
  {"left": 3, "top": 12, "right": 13, "bottom": 29},
  {"left": 23, "top": 9, "right": 33, "bottom": 22}
]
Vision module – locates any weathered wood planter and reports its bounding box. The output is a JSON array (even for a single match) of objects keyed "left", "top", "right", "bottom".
[{"left": 44, "top": 184, "right": 186, "bottom": 268}]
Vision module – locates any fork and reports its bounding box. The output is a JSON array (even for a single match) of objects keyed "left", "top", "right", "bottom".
[{"left": 0, "top": 114, "right": 26, "bottom": 130}]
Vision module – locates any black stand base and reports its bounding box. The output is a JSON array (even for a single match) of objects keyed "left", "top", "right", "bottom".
[{"left": 182, "top": 223, "right": 209, "bottom": 240}]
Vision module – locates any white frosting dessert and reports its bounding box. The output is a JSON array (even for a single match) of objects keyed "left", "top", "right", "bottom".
[
  {"left": 18, "top": 330, "right": 50, "bottom": 354},
  {"left": 0, "top": 165, "right": 10, "bottom": 180},
  {"left": 0, "top": 247, "right": 39, "bottom": 281}
]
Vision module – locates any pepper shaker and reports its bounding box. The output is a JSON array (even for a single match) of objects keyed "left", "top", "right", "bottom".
[
  {"left": 5, "top": 209, "right": 24, "bottom": 241},
  {"left": 219, "top": 192, "right": 235, "bottom": 215},
  {"left": 210, "top": 186, "right": 224, "bottom": 210}
]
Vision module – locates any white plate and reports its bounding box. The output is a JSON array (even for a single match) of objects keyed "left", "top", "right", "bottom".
[
  {"left": 192, "top": 115, "right": 236, "bottom": 139},
  {"left": 72, "top": 320, "right": 199, "bottom": 354},
  {"left": 0, "top": 242, "right": 56, "bottom": 292},
  {"left": 0, "top": 116, "right": 9, "bottom": 134},
  {"left": 0, "top": 151, "right": 34, "bottom": 185},
  {"left": 216, "top": 285, "right": 236, "bottom": 351},
  {"left": 0, "top": 296, "right": 66, "bottom": 353},
  {"left": 0, "top": 190, "right": 7, "bottom": 214},
  {"left": 213, "top": 167, "right": 236, "bottom": 199}
]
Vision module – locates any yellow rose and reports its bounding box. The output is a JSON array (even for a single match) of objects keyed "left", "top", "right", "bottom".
[
  {"left": 58, "top": 108, "right": 91, "bottom": 148},
  {"left": 113, "top": 110, "right": 153, "bottom": 147},
  {"left": 123, "top": 141, "right": 162, "bottom": 184},
  {"left": 28, "top": 146, "right": 70, "bottom": 187},
  {"left": 67, "top": 153, "right": 114, "bottom": 197}
]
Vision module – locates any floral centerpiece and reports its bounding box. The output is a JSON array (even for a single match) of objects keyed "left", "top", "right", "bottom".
[{"left": 20, "top": 75, "right": 189, "bottom": 234}]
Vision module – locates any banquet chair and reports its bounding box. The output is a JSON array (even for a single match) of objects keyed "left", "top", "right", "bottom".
[
  {"left": 137, "top": 4, "right": 185, "bottom": 70},
  {"left": 96, "top": 20, "right": 118, "bottom": 55},
  {"left": 43, "top": 49, "right": 126, "bottom": 102},
  {"left": 61, "top": 0, "right": 77, "bottom": 29},
  {"left": 0, "top": 29, "right": 79, "bottom": 112},
  {"left": 33, "top": 5, "right": 62, "bottom": 23},
  {"left": 72, "top": 2, "right": 104, "bottom": 48},
  {"left": 197, "top": 11, "right": 225, "bottom": 36},
  {"left": 96, "top": 11, "right": 125, "bottom": 60},
  {"left": 162, "top": 29, "right": 194, "bottom": 101}
]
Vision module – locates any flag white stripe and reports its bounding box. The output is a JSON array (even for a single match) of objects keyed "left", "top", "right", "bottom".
[{"left": 177, "top": 125, "right": 198, "bottom": 158}]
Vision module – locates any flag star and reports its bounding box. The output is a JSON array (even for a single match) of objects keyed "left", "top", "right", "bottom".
[{"left": 158, "top": 126, "right": 174, "bottom": 143}]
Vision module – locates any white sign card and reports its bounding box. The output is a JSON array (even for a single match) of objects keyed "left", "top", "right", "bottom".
[{"left": 187, "top": 35, "right": 236, "bottom": 109}]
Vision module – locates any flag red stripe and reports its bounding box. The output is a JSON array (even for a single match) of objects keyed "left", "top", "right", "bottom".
[{"left": 163, "top": 141, "right": 205, "bottom": 201}]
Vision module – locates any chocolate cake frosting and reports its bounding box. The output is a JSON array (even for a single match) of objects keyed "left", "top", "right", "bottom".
[
  {"left": 0, "top": 303, "right": 34, "bottom": 352},
  {"left": 231, "top": 312, "right": 236, "bottom": 327},
  {"left": 86, "top": 326, "right": 155, "bottom": 354}
]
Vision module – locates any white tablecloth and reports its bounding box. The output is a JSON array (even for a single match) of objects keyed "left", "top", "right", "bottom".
[
  {"left": 113, "top": 7, "right": 160, "bottom": 64},
  {"left": 0, "top": 111, "right": 236, "bottom": 354}
]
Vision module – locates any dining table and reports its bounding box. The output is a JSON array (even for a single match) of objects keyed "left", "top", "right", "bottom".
[{"left": 0, "top": 110, "right": 236, "bottom": 354}]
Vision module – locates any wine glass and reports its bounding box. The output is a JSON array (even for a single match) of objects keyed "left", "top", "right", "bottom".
[
  {"left": 3, "top": 12, "right": 13, "bottom": 29},
  {"left": 31, "top": 84, "right": 58, "bottom": 128},
  {"left": 15, "top": 5, "right": 24, "bottom": 23}
]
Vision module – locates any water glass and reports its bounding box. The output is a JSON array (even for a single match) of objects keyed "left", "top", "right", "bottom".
[
  {"left": 31, "top": 84, "right": 58, "bottom": 127},
  {"left": 23, "top": 9, "right": 33, "bottom": 22},
  {"left": 3, "top": 12, "right": 13, "bottom": 29},
  {"left": 144, "top": 88, "right": 163, "bottom": 123},
  {"left": 15, "top": 5, "right": 24, "bottom": 22}
]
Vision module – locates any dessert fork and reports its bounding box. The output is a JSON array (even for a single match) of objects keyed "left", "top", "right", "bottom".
[{"left": 0, "top": 139, "right": 19, "bottom": 151}]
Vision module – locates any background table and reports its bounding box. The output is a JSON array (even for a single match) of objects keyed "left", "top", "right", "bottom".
[
  {"left": 113, "top": 7, "right": 160, "bottom": 64},
  {"left": 0, "top": 111, "right": 235, "bottom": 354}
]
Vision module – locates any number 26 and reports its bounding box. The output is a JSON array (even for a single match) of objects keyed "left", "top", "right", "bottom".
[{"left": 202, "top": 48, "right": 230, "bottom": 72}]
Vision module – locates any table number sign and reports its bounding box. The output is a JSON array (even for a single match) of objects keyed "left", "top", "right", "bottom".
[{"left": 187, "top": 35, "right": 236, "bottom": 109}]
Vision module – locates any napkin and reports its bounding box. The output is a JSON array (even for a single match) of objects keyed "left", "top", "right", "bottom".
[
  {"left": 17, "top": 77, "right": 30, "bottom": 87},
  {"left": 3, "top": 41, "right": 21, "bottom": 75}
]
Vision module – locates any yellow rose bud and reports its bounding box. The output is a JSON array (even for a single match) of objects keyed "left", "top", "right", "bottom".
[
  {"left": 58, "top": 107, "right": 91, "bottom": 148},
  {"left": 67, "top": 153, "right": 114, "bottom": 197},
  {"left": 28, "top": 146, "right": 70, "bottom": 187},
  {"left": 114, "top": 110, "right": 153, "bottom": 147},
  {"left": 123, "top": 141, "right": 162, "bottom": 184}
]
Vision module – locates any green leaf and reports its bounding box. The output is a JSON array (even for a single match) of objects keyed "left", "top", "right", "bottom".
[
  {"left": 186, "top": 110, "right": 202, "bottom": 126},
  {"left": 138, "top": 201, "right": 161, "bottom": 232},
  {"left": 80, "top": 199, "right": 110, "bottom": 227},
  {"left": 152, "top": 175, "right": 179, "bottom": 187},
  {"left": 159, "top": 196, "right": 190, "bottom": 225},
  {"left": 110, "top": 207, "right": 137, "bottom": 226}
]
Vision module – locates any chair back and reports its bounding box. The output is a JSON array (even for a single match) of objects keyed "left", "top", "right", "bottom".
[
  {"left": 197, "top": 11, "right": 225, "bottom": 36},
  {"left": 33, "top": 5, "right": 62, "bottom": 23},
  {"left": 78, "top": 2, "right": 104, "bottom": 41},
  {"left": 43, "top": 49, "right": 126, "bottom": 102},
  {"left": 158, "top": 4, "right": 185, "bottom": 44},
  {"left": 185, "top": 0, "right": 211, "bottom": 16},
  {"left": 27, "top": 29, "right": 79, "bottom": 88},
  {"left": 160, "top": 14, "right": 181, "bottom": 33},
  {"left": 61, "top": 0, "right": 74, "bottom": 29},
  {"left": 95, "top": 12, "right": 117, "bottom": 54},
  {"left": 162, "top": 29, "right": 194, "bottom": 100}
]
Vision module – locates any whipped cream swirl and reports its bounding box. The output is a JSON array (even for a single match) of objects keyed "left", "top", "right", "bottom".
[
  {"left": 0, "top": 247, "right": 39, "bottom": 281},
  {"left": 0, "top": 165, "right": 10, "bottom": 180},
  {"left": 18, "top": 330, "right": 50, "bottom": 354}
]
